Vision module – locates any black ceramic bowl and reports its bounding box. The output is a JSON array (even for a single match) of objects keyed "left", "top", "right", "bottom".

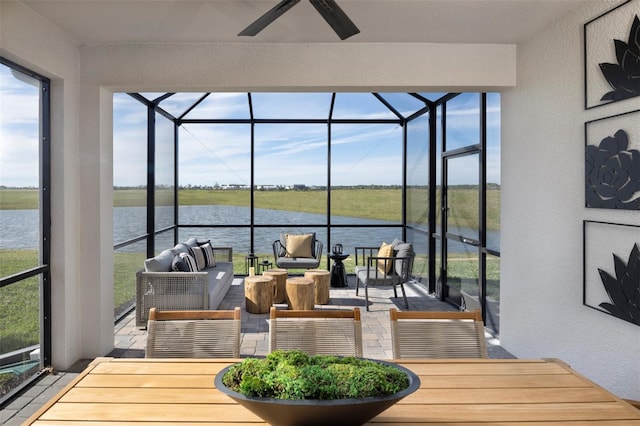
[{"left": 214, "top": 358, "right": 420, "bottom": 426}]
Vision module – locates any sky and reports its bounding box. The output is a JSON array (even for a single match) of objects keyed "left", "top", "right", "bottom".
[
  {"left": 112, "top": 92, "right": 501, "bottom": 188},
  {"left": 0, "top": 65, "right": 41, "bottom": 188},
  {"left": 0, "top": 62, "right": 501, "bottom": 188}
]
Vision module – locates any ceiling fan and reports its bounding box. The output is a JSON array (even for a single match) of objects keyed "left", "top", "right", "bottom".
[{"left": 238, "top": 0, "right": 360, "bottom": 40}]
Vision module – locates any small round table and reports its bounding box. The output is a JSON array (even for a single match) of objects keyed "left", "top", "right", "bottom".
[
  {"left": 304, "top": 269, "right": 331, "bottom": 305},
  {"left": 286, "top": 277, "right": 315, "bottom": 310},
  {"left": 263, "top": 268, "right": 288, "bottom": 304},
  {"left": 329, "top": 252, "right": 349, "bottom": 288},
  {"left": 244, "top": 275, "right": 274, "bottom": 314}
]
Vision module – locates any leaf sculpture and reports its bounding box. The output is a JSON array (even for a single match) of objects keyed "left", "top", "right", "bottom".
[
  {"left": 599, "top": 15, "right": 640, "bottom": 102},
  {"left": 598, "top": 243, "right": 640, "bottom": 326},
  {"left": 585, "top": 129, "right": 640, "bottom": 209}
]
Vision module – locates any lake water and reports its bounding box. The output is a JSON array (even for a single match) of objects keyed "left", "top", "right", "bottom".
[{"left": 1, "top": 205, "right": 499, "bottom": 253}]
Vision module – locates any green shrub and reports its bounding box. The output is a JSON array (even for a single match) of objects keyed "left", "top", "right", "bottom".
[{"left": 221, "top": 350, "right": 409, "bottom": 400}]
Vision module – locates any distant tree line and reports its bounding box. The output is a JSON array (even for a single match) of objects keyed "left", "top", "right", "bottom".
[{"left": 112, "top": 183, "right": 500, "bottom": 190}]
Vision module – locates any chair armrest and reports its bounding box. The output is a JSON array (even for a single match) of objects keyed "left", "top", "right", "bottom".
[
  {"left": 135, "top": 270, "right": 209, "bottom": 328},
  {"left": 354, "top": 246, "right": 381, "bottom": 266},
  {"left": 313, "top": 240, "right": 324, "bottom": 260},
  {"left": 212, "top": 246, "right": 233, "bottom": 262},
  {"left": 273, "top": 240, "right": 285, "bottom": 258},
  {"left": 364, "top": 255, "right": 414, "bottom": 278}
]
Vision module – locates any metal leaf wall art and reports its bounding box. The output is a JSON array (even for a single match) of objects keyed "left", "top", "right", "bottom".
[
  {"left": 585, "top": 128, "right": 640, "bottom": 209},
  {"left": 599, "top": 15, "right": 640, "bottom": 102},
  {"left": 597, "top": 243, "right": 640, "bottom": 326}
]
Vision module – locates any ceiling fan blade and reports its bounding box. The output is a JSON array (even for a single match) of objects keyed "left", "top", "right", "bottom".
[
  {"left": 238, "top": 0, "right": 301, "bottom": 36},
  {"left": 309, "top": 0, "right": 360, "bottom": 40}
]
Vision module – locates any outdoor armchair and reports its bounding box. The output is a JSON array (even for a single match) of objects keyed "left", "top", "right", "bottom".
[
  {"left": 272, "top": 233, "right": 323, "bottom": 270},
  {"left": 269, "top": 306, "right": 363, "bottom": 357},
  {"left": 389, "top": 308, "right": 488, "bottom": 359},
  {"left": 355, "top": 241, "right": 415, "bottom": 311},
  {"left": 146, "top": 307, "right": 241, "bottom": 358}
]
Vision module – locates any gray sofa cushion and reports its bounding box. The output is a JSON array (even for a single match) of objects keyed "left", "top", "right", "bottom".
[
  {"left": 355, "top": 266, "right": 402, "bottom": 285},
  {"left": 172, "top": 243, "right": 190, "bottom": 255},
  {"left": 275, "top": 256, "right": 321, "bottom": 269},
  {"left": 206, "top": 261, "right": 234, "bottom": 310},
  {"left": 394, "top": 243, "right": 414, "bottom": 276},
  {"left": 184, "top": 237, "right": 199, "bottom": 248},
  {"left": 144, "top": 249, "right": 175, "bottom": 272}
]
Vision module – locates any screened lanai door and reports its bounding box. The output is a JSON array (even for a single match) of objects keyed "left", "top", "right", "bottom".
[
  {"left": 437, "top": 92, "right": 501, "bottom": 335},
  {"left": 442, "top": 150, "right": 481, "bottom": 312}
]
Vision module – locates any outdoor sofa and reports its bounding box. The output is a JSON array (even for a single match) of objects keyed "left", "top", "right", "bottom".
[{"left": 135, "top": 237, "right": 234, "bottom": 328}]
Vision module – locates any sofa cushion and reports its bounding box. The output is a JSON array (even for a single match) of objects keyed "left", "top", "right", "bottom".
[
  {"left": 172, "top": 243, "right": 191, "bottom": 255},
  {"left": 390, "top": 238, "right": 404, "bottom": 249},
  {"left": 285, "top": 233, "right": 313, "bottom": 258},
  {"left": 394, "top": 243, "right": 415, "bottom": 276},
  {"left": 377, "top": 242, "right": 394, "bottom": 274},
  {"left": 280, "top": 232, "right": 316, "bottom": 257},
  {"left": 276, "top": 256, "right": 321, "bottom": 269},
  {"left": 144, "top": 249, "right": 175, "bottom": 272},
  {"left": 179, "top": 252, "right": 198, "bottom": 272},
  {"left": 355, "top": 266, "right": 403, "bottom": 285},
  {"left": 190, "top": 245, "right": 208, "bottom": 270},
  {"left": 172, "top": 254, "right": 190, "bottom": 272},
  {"left": 184, "top": 237, "right": 199, "bottom": 248},
  {"left": 201, "top": 242, "right": 216, "bottom": 268}
]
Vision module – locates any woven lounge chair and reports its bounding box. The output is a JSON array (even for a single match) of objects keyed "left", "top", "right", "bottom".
[
  {"left": 269, "top": 306, "right": 363, "bottom": 357},
  {"left": 146, "top": 307, "right": 241, "bottom": 358},
  {"left": 390, "top": 308, "right": 488, "bottom": 359}
]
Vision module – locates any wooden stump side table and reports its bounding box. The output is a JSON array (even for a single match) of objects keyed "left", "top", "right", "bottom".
[
  {"left": 304, "top": 269, "right": 330, "bottom": 305},
  {"left": 263, "top": 268, "right": 288, "bottom": 304},
  {"left": 285, "top": 277, "right": 315, "bottom": 310},
  {"left": 244, "top": 275, "right": 274, "bottom": 314}
]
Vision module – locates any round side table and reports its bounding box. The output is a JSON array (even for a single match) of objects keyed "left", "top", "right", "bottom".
[
  {"left": 285, "top": 277, "right": 315, "bottom": 310},
  {"left": 329, "top": 252, "right": 349, "bottom": 288},
  {"left": 244, "top": 275, "right": 274, "bottom": 314}
]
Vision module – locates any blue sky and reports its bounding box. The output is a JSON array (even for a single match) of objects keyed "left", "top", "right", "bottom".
[
  {"left": 0, "top": 61, "right": 500, "bottom": 188},
  {"left": 113, "top": 92, "right": 501, "bottom": 188},
  {"left": 0, "top": 65, "right": 41, "bottom": 188}
]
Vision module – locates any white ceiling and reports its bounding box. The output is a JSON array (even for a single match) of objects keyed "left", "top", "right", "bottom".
[{"left": 20, "top": 0, "right": 599, "bottom": 45}]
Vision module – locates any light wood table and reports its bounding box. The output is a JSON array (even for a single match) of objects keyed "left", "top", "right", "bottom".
[{"left": 26, "top": 358, "right": 640, "bottom": 425}]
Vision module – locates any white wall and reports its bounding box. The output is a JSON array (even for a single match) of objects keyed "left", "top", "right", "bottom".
[
  {"left": 2, "top": 1, "right": 517, "bottom": 371},
  {"left": 7, "top": 1, "right": 638, "bottom": 402},
  {"left": 0, "top": 2, "right": 88, "bottom": 370},
  {"left": 501, "top": 0, "right": 640, "bottom": 400}
]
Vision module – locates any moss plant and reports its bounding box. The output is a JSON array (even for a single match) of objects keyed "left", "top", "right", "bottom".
[{"left": 221, "top": 350, "right": 409, "bottom": 400}]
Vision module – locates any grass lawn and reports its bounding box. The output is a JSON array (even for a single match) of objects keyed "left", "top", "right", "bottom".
[
  {"left": 1, "top": 187, "right": 500, "bottom": 353},
  {"left": 1, "top": 187, "right": 500, "bottom": 231}
]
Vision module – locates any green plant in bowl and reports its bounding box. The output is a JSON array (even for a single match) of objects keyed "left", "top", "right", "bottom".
[{"left": 215, "top": 350, "right": 420, "bottom": 426}]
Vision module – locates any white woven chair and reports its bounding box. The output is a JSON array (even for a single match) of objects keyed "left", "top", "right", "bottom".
[
  {"left": 269, "top": 306, "right": 363, "bottom": 357},
  {"left": 146, "top": 307, "right": 241, "bottom": 358},
  {"left": 390, "top": 308, "right": 488, "bottom": 359}
]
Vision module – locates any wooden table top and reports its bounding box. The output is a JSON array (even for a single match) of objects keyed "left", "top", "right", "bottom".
[{"left": 26, "top": 357, "right": 640, "bottom": 425}]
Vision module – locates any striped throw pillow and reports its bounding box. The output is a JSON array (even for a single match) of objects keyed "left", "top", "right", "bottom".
[
  {"left": 179, "top": 253, "right": 198, "bottom": 272},
  {"left": 201, "top": 243, "right": 216, "bottom": 268}
]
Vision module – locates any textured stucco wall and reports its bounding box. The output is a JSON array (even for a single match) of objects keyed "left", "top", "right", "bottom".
[
  {"left": 501, "top": 0, "right": 640, "bottom": 400},
  {"left": 0, "top": 1, "right": 97, "bottom": 370},
  {"left": 1, "top": 0, "right": 517, "bottom": 370}
]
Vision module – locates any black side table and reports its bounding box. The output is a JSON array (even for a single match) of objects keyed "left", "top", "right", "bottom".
[
  {"left": 257, "top": 260, "right": 273, "bottom": 274},
  {"left": 329, "top": 252, "right": 349, "bottom": 288}
]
